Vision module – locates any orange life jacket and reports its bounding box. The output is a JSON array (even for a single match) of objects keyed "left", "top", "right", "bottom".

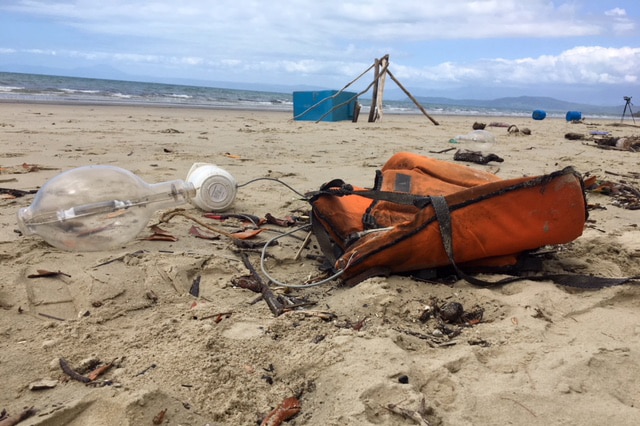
[{"left": 309, "top": 152, "right": 588, "bottom": 286}]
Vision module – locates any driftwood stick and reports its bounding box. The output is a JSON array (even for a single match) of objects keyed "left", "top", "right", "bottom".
[
  {"left": 59, "top": 358, "right": 91, "bottom": 383},
  {"left": 375, "top": 55, "right": 389, "bottom": 122},
  {"left": 240, "top": 253, "right": 283, "bottom": 316},
  {"left": 368, "top": 57, "right": 380, "bottom": 122},
  {"left": 87, "top": 359, "right": 116, "bottom": 381},
  {"left": 315, "top": 61, "right": 390, "bottom": 123},
  {"left": 386, "top": 69, "right": 439, "bottom": 125},
  {"left": 385, "top": 401, "right": 431, "bottom": 425},
  {"left": 0, "top": 407, "right": 37, "bottom": 426},
  {"left": 429, "top": 147, "right": 456, "bottom": 154},
  {"left": 351, "top": 102, "right": 361, "bottom": 122},
  {"left": 293, "top": 230, "right": 313, "bottom": 261},
  {"left": 159, "top": 209, "right": 234, "bottom": 238},
  {"left": 0, "top": 188, "right": 37, "bottom": 197}
]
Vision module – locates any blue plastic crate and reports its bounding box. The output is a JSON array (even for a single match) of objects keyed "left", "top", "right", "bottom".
[{"left": 293, "top": 90, "right": 358, "bottom": 121}]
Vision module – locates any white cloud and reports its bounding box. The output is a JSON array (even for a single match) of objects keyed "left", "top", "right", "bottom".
[
  {"left": 0, "top": 0, "right": 609, "bottom": 88},
  {"left": 603, "top": 7, "right": 635, "bottom": 34},
  {"left": 2, "top": 1, "right": 608, "bottom": 50},
  {"left": 605, "top": 8, "right": 627, "bottom": 17},
  {"left": 6, "top": 44, "right": 639, "bottom": 90},
  {"left": 24, "top": 48, "right": 58, "bottom": 56},
  {"left": 1, "top": 0, "right": 637, "bottom": 94},
  {"left": 405, "top": 46, "right": 640, "bottom": 88}
]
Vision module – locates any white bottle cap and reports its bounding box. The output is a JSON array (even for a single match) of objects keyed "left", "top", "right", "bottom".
[{"left": 186, "top": 163, "right": 237, "bottom": 211}]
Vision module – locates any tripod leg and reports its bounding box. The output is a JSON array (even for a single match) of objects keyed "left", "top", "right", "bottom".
[{"left": 621, "top": 102, "right": 635, "bottom": 123}]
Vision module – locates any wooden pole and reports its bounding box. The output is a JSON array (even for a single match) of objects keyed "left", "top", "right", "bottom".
[
  {"left": 386, "top": 69, "right": 439, "bottom": 125},
  {"left": 368, "top": 58, "right": 380, "bottom": 122},
  {"left": 375, "top": 55, "right": 388, "bottom": 122},
  {"left": 352, "top": 102, "right": 361, "bottom": 122}
]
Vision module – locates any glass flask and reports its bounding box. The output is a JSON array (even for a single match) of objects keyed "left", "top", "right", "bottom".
[{"left": 17, "top": 165, "right": 196, "bottom": 251}]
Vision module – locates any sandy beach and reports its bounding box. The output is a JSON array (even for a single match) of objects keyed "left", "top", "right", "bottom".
[{"left": 1, "top": 102, "right": 640, "bottom": 425}]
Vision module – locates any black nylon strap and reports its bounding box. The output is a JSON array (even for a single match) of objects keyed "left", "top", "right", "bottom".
[
  {"left": 348, "top": 188, "right": 431, "bottom": 207},
  {"left": 310, "top": 185, "right": 431, "bottom": 207},
  {"left": 431, "top": 196, "right": 508, "bottom": 287},
  {"left": 430, "top": 196, "right": 638, "bottom": 289}
]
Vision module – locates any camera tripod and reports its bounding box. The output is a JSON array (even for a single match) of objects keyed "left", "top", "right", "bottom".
[{"left": 621, "top": 96, "right": 636, "bottom": 124}]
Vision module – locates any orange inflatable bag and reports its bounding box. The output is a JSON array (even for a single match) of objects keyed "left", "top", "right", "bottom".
[{"left": 309, "top": 152, "right": 588, "bottom": 285}]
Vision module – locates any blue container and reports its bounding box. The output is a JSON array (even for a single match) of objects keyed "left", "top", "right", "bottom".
[
  {"left": 566, "top": 111, "right": 582, "bottom": 122},
  {"left": 293, "top": 90, "right": 358, "bottom": 122},
  {"left": 532, "top": 110, "right": 546, "bottom": 120}
]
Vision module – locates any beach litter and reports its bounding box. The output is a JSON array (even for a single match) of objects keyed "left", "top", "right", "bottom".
[
  {"left": 594, "top": 135, "right": 640, "bottom": 152},
  {"left": 487, "top": 121, "right": 511, "bottom": 128},
  {"left": 565, "top": 132, "right": 586, "bottom": 140},
  {"left": 0, "top": 163, "right": 59, "bottom": 174},
  {"left": 448, "top": 130, "right": 498, "bottom": 163},
  {"left": 0, "top": 407, "right": 37, "bottom": 426},
  {"left": 507, "top": 124, "right": 531, "bottom": 135},
  {"left": 16, "top": 165, "right": 196, "bottom": 251},
  {"left": 152, "top": 409, "right": 168, "bottom": 425},
  {"left": 141, "top": 224, "right": 179, "bottom": 242},
  {"left": 260, "top": 396, "right": 301, "bottom": 426},
  {"left": 0, "top": 188, "right": 37, "bottom": 199},
  {"left": 566, "top": 132, "right": 640, "bottom": 152},
  {"left": 532, "top": 109, "right": 547, "bottom": 120},
  {"left": 453, "top": 149, "right": 504, "bottom": 164},
  {"left": 450, "top": 129, "right": 496, "bottom": 144},
  {"left": 26, "top": 269, "right": 71, "bottom": 279},
  {"left": 308, "top": 152, "right": 640, "bottom": 289},
  {"left": 419, "top": 298, "right": 484, "bottom": 327},
  {"left": 384, "top": 398, "right": 432, "bottom": 426},
  {"left": 566, "top": 111, "right": 583, "bottom": 122},
  {"left": 58, "top": 357, "right": 119, "bottom": 385},
  {"left": 585, "top": 176, "right": 640, "bottom": 210}
]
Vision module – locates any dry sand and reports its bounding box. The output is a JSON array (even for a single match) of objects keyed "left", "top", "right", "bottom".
[{"left": 1, "top": 103, "right": 640, "bottom": 425}]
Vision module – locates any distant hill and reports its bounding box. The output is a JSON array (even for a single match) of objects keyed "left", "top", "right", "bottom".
[{"left": 413, "top": 95, "right": 622, "bottom": 116}]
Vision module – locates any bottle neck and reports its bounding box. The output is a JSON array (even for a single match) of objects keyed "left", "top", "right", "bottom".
[{"left": 146, "top": 180, "right": 196, "bottom": 210}]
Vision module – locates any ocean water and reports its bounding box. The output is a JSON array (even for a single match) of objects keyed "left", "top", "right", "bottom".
[
  {"left": 0, "top": 71, "right": 594, "bottom": 118},
  {"left": 0, "top": 72, "right": 293, "bottom": 111}
]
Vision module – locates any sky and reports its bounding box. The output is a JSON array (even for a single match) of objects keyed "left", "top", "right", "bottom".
[{"left": 0, "top": 0, "right": 638, "bottom": 105}]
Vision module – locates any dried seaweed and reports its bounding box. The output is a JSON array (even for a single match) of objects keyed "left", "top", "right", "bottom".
[
  {"left": 454, "top": 149, "right": 504, "bottom": 164},
  {"left": 586, "top": 178, "right": 640, "bottom": 210}
]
